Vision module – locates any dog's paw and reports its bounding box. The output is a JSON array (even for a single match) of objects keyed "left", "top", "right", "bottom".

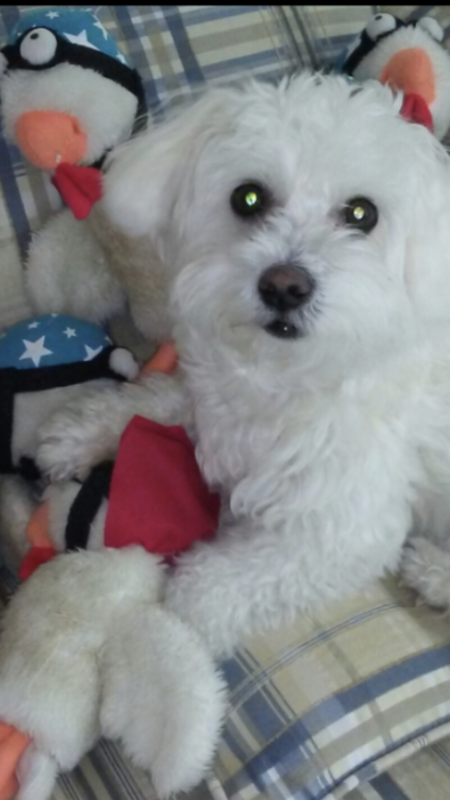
[
  {"left": 37, "top": 425, "right": 96, "bottom": 482},
  {"left": 37, "top": 400, "right": 115, "bottom": 482},
  {"left": 401, "top": 537, "right": 450, "bottom": 610}
]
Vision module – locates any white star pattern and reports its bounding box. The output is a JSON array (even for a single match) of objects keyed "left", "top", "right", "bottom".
[
  {"left": 84, "top": 344, "right": 103, "bottom": 361},
  {"left": 63, "top": 327, "right": 77, "bottom": 339},
  {"left": 63, "top": 30, "right": 99, "bottom": 51},
  {"left": 93, "top": 19, "right": 109, "bottom": 39},
  {"left": 28, "top": 321, "right": 39, "bottom": 329},
  {"left": 19, "top": 336, "right": 53, "bottom": 367},
  {"left": 104, "top": 335, "right": 112, "bottom": 344},
  {"left": 117, "top": 54, "right": 127, "bottom": 64},
  {"left": 46, "top": 11, "right": 59, "bottom": 19}
]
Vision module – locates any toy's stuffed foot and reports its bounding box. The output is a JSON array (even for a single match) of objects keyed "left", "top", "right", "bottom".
[
  {"left": 14, "top": 746, "right": 58, "bottom": 800},
  {"left": 0, "top": 726, "right": 57, "bottom": 800},
  {"left": 0, "top": 548, "right": 165, "bottom": 800},
  {"left": 0, "top": 722, "right": 29, "bottom": 800},
  {"left": 19, "top": 502, "right": 58, "bottom": 581},
  {"left": 101, "top": 606, "right": 227, "bottom": 797}
]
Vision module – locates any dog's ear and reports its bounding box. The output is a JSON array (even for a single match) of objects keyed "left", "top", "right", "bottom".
[
  {"left": 404, "top": 135, "right": 450, "bottom": 321},
  {"left": 101, "top": 90, "right": 225, "bottom": 240}
]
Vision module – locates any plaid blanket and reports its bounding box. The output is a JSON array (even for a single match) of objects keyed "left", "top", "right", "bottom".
[
  {"left": 2, "top": 5, "right": 450, "bottom": 800},
  {"left": 2, "top": 575, "right": 450, "bottom": 800}
]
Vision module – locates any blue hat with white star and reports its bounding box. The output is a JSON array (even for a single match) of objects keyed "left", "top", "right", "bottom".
[
  {"left": 0, "top": 313, "right": 139, "bottom": 476},
  {"left": 1, "top": 8, "right": 146, "bottom": 126},
  {"left": 7, "top": 8, "right": 128, "bottom": 65},
  {"left": 0, "top": 313, "right": 115, "bottom": 369}
]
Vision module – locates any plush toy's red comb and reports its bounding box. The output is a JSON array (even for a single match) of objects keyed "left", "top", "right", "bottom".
[
  {"left": 52, "top": 163, "right": 103, "bottom": 220},
  {"left": 400, "top": 92, "right": 434, "bottom": 132}
]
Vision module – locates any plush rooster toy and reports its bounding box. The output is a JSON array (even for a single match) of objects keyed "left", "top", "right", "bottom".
[
  {"left": 0, "top": 7, "right": 146, "bottom": 219},
  {"left": 343, "top": 13, "right": 450, "bottom": 140},
  {"left": 0, "top": 341, "right": 226, "bottom": 800}
]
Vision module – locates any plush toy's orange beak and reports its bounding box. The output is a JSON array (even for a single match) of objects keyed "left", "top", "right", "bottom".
[
  {"left": 15, "top": 110, "right": 88, "bottom": 171},
  {"left": 380, "top": 47, "right": 436, "bottom": 105},
  {"left": 0, "top": 722, "right": 30, "bottom": 800}
]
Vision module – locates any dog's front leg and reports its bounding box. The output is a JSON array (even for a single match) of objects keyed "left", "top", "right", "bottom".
[
  {"left": 165, "top": 512, "right": 406, "bottom": 658},
  {"left": 37, "top": 373, "right": 191, "bottom": 482},
  {"left": 164, "top": 520, "right": 319, "bottom": 657}
]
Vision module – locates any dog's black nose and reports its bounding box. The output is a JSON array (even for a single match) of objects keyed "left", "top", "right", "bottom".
[{"left": 258, "top": 265, "right": 314, "bottom": 312}]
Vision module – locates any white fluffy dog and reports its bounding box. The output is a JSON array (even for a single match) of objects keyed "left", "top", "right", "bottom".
[
  {"left": 2, "top": 71, "right": 450, "bottom": 797},
  {"left": 39, "top": 71, "right": 450, "bottom": 642}
]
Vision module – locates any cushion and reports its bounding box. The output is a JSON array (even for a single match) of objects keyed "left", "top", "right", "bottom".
[{"left": 210, "top": 577, "right": 450, "bottom": 799}]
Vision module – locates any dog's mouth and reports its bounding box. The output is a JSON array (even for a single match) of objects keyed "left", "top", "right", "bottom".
[{"left": 264, "top": 318, "right": 301, "bottom": 339}]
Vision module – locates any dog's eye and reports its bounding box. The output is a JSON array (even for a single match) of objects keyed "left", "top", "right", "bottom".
[
  {"left": 342, "top": 197, "right": 378, "bottom": 233},
  {"left": 231, "top": 183, "right": 267, "bottom": 218}
]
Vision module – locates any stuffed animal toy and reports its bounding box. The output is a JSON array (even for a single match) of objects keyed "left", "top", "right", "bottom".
[
  {"left": 342, "top": 13, "right": 450, "bottom": 140},
  {"left": 25, "top": 202, "right": 173, "bottom": 354},
  {"left": 0, "top": 10, "right": 169, "bottom": 357},
  {"left": 0, "top": 312, "right": 139, "bottom": 569},
  {"left": 0, "top": 342, "right": 226, "bottom": 800},
  {"left": 0, "top": 312, "right": 138, "bottom": 478},
  {"left": 0, "top": 7, "right": 147, "bottom": 219}
]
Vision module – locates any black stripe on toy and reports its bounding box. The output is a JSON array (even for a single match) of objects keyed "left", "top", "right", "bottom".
[
  {"left": 0, "top": 369, "right": 16, "bottom": 473},
  {"left": 65, "top": 460, "right": 115, "bottom": 551},
  {"left": 0, "top": 348, "right": 126, "bottom": 476}
]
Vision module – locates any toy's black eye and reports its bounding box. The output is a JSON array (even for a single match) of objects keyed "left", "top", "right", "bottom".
[
  {"left": 342, "top": 197, "right": 378, "bottom": 233},
  {"left": 231, "top": 183, "right": 268, "bottom": 218},
  {"left": 365, "top": 13, "right": 397, "bottom": 42},
  {"left": 20, "top": 28, "right": 57, "bottom": 66}
]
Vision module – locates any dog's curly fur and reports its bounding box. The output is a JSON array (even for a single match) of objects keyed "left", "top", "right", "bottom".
[{"left": 33, "top": 72, "right": 450, "bottom": 656}]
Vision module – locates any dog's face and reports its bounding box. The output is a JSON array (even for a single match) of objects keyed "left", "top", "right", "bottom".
[{"left": 103, "top": 74, "right": 450, "bottom": 384}]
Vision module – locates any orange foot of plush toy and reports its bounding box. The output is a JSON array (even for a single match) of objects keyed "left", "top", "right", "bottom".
[
  {"left": 0, "top": 722, "right": 30, "bottom": 800},
  {"left": 0, "top": 501, "right": 47, "bottom": 799},
  {"left": 19, "top": 501, "right": 57, "bottom": 581},
  {"left": 0, "top": 341, "right": 180, "bottom": 800},
  {"left": 0, "top": 505, "right": 52, "bottom": 800}
]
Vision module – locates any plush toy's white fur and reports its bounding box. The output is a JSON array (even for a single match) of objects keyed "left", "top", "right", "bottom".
[
  {"left": 0, "top": 548, "right": 227, "bottom": 800},
  {"left": 26, "top": 208, "right": 125, "bottom": 325},
  {"left": 0, "top": 476, "right": 35, "bottom": 569},
  {"left": 2, "top": 62, "right": 138, "bottom": 165},
  {"left": 26, "top": 205, "right": 175, "bottom": 348},
  {"left": 3, "top": 71, "right": 450, "bottom": 797}
]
